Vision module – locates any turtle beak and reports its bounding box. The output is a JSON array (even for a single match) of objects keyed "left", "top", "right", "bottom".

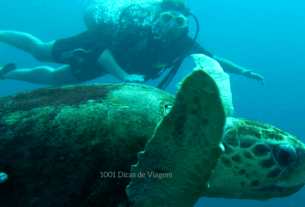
[
  {"left": 254, "top": 147, "right": 305, "bottom": 196},
  {"left": 275, "top": 147, "right": 305, "bottom": 187}
]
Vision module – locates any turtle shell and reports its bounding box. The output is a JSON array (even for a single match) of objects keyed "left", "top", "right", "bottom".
[{"left": 0, "top": 83, "right": 174, "bottom": 206}]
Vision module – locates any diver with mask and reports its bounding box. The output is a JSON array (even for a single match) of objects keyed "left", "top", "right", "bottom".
[{"left": 0, "top": 0, "right": 264, "bottom": 87}]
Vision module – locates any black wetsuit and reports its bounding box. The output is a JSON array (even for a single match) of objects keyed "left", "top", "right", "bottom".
[
  {"left": 52, "top": 29, "right": 113, "bottom": 82},
  {"left": 52, "top": 25, "right": 213, "bottom": 83}
]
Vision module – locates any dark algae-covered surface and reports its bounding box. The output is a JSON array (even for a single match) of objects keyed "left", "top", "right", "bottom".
[{"left": 0, "top": 83, "right": 174, "bottom": 207}]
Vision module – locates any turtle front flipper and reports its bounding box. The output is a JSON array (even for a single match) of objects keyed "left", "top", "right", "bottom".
[{"left": 126, "top": 69, "right": 226, "bottom": 207}]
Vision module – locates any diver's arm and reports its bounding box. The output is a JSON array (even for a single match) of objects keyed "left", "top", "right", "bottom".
[
  {"left": 190, "top": 40, "right": 247, "bottom": 74},
  {"left": 98, "top": 49, "right": 129, "bottom": 81},
  {"left": 213, "top": 56, "right": 265, "bottom": 85},
  {"left": 98, "top": 49, "right": 145, "bottom": 82},
  {"left": 189, "top": 40, "right": 264, "bottom": 84},
  {"left": 213, "top": 56, "right": 246, "bottom": 74}
]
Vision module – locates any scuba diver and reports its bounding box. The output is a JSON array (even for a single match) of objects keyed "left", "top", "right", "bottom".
[{"left": 0, "top": 0, "right": 264, "bottom": 89}]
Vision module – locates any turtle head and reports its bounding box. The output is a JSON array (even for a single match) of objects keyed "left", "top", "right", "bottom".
[{"left": 206, "top": 117, "right": 305, "bottom": 200}]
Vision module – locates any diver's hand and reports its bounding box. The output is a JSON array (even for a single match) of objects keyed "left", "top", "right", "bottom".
[
  {"left": 123, "top": 74, "right": 145, "bottom": 82},
  {"left": 242, "top": 70, "right": 265, "bottom": 85}
]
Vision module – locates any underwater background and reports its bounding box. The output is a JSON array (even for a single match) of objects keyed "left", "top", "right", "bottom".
[{"left": 0, "top": 0, "right": 304, "bottom": 206}]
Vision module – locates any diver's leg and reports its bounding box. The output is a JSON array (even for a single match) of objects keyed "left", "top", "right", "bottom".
[
  {"left": 2, "top": 65, "right": 78, "bottom": 86},
  {"left": 0, "top": 30, "right": 54, "bottom": 62}
]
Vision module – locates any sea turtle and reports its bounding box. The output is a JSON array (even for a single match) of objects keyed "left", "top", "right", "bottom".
[{"left": 0, "top": 55, "right": 304, "bottom": 207}]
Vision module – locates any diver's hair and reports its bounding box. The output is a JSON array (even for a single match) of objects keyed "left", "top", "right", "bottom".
[{"left": 159, "top": 0, "right": 190, "bottom": 16}]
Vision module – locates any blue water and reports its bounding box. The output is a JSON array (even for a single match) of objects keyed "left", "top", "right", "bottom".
[{"left": 0, "top": 0, "right": 304, "bottom": 206}]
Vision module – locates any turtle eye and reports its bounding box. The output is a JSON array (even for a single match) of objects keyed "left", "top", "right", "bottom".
[{"left": 273, "top": 144, "right": 296, "bottom": 166}]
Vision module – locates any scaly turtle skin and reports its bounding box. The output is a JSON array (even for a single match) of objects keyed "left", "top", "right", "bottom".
[
  {"left": 206, "top": 117, "right": 305, "bottom": 200},
  {"left": 0, "top": 57, "right": 304, "bottom": 206}
]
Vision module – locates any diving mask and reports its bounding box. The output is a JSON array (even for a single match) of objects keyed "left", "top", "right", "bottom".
[{"left": 160, "top": 10, "right": 188, "bottom": 29}]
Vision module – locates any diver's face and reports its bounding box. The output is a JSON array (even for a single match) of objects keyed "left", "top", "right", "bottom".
[{"left": 158, "top": 10, "right": 188, "bottom": 38}]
